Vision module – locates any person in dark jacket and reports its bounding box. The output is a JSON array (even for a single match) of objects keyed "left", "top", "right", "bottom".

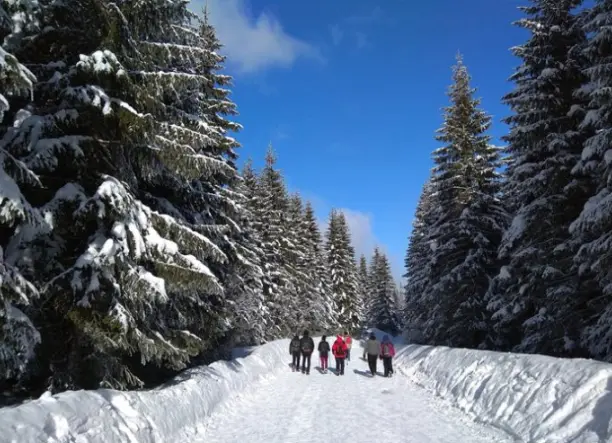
[
  {"left": 299, "top": 330, "right": 315, "bottom": 374},
  {"left": 289, "top": 334, "right": 301, "bottom": 372},
  {"left": 318, "top": 335, "right": 330, "bottom": 373}
]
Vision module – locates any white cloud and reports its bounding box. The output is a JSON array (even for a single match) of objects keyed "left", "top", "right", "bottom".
[
  {"left": 202, "top": 0, "right": 321, "bottom": 73},
  {"left": 339, "top": 208, "right": 377, "bottom": 260},
  {"left": 345, "top": 6, "right": 385, "bottom": 25},
  {"left": 329, "top": 6, "right": 386, "bottom": 50},
  {"left": 330, "top": 24, "right": 343, "bottom": 46},
  {"left": 354, "top": 32, "right": 370, "bottom": 50}
]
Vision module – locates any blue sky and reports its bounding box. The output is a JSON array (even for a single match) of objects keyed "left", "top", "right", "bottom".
[{"left": 199, "top": 0, "right": 529, "bottom": 280}]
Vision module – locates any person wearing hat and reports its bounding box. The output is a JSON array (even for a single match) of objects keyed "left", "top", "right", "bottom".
[
  {"left": 299, "top": 330, "right": 315, "bottom": 374},
  {"left": 318, "top": 335, "right": 330, "bottom": 373}
]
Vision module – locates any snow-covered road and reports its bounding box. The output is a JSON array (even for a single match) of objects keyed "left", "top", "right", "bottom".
[{"left": 196, "top": 350, "right": 512, "bottom": 442}]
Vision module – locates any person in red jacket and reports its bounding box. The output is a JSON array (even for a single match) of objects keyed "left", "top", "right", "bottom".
[
  {"left": 332, "top": 335, "right": 348, "bottom": 376},
  {"left": 343, "top": 331, "right": 352, "bottom": 363}
]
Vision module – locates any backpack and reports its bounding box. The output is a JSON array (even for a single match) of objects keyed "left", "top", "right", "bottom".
[
  {"left": 334, "top": 341, "right": 345, "bottom": 357},
  {"left": 382, "top": 343, "right": 392, "bottom": 357},
  {"left": 319, "top": 341, "right": 329, "bottom": 354},
  {"left": 290, "top": 339, "right": 301, "bottom": 353},
  {"left": 301, "top": 337, "right": 313, "bottom": 353}
]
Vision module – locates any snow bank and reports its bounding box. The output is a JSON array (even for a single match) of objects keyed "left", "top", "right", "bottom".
[
  {"left": 396, "top": 344, "right": 612, "bottom": 443},
  {"left": 0, "top": 339, "right": 290, "bottom": 443}
]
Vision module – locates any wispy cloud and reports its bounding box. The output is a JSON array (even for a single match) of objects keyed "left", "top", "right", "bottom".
[
  {"left": 273, "top": 124, "right": 290, "bottom": 141},
  {"left": 330, "top": 24, "right": 344, "bottom": 46},
  {"left": 201, "top": 0, "right": 323, "bottom": 73},
  {"left": 329, "top": 6, "right": 387, "bottom": 50},
  {"left": 345, "top": 6, "right": 385, "bottom": 25},
  {"left": 354, "top": 32, "right": 371, "bottom": 50}
]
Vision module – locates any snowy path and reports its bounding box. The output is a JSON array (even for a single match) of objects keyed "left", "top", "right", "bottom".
[{"left": 195, "top": 350, "right": 512, "bottom": 442}]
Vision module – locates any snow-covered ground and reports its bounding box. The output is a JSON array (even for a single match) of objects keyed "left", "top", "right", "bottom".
[
  {"left": 0, "top": 340, "right": 290, "bottom": 443},
  {"left": 397, "top": 343, "right": 612, "bottom": 442},
  {"left": 1, "top": 331, "right": 611, "bottom": 442},
  {"left": 196, "top": 342, "right": 510, "bottom": 443}
]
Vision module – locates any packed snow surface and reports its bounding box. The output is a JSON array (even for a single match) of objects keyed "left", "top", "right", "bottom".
[
  {"left": 196, "top": 341, "right": 509, "bottom": 443},
  {"left": 1, "top": 329, "right": 611, "bottom": 442}
]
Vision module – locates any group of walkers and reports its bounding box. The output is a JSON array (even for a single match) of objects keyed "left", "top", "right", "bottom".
[
  {"left": 363, "top": 332, "right": 396, "bottom": 377},
  {"left": 289, "top": 330, "right": 353, "bottom": 375},
  {"left": 289, "top": 330, "right": 395, "bottom": 377}
]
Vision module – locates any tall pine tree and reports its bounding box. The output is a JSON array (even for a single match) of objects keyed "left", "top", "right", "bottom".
[
  {"left": 256, "top": 145, "right": 296, "bottom": 336},
  {"left": 325, "top": 210, "right": 361, "bottom": 332},
  {"left": 403, "top": 174, "right": 436, "bottom": 332},
  {"left": 569, "top": 0, "right": 612, "bottom": 360},
  {"left": 368, "top": 248, "right": 399, "bottom": 335},
  {"left": 302, "top": 201, "right": 335, "bottom": 330},
  {"left": 3, "top": 0, "right": 242, "bottom": 391},
  {"left": 358, "top": 254, "right": 370, "bottom": 326},
  {"left": 224, "top": 159, "right": 267, "bottom": 347},
  {"left": 487, "top": 0, "right": 590, "bottom": 355},
  {"left": 418, "top": 55, "right": 506, "bottom": 348},
  {"left": 0, "top": 0, "right": 41, "bottom": 386}
]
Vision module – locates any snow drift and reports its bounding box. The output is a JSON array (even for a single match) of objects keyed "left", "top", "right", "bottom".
[
  {"left": 0, "top": 339, "right": 290, "bottom": 443},
  {"left": 396, "top": 344, "right": 612, "bottom": 443}
]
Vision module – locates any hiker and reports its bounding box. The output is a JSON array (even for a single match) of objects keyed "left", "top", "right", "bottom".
[
  {"left": 364, "top": 332, "right": 380, "bottom": 376},
  {"left": 289, "top": 334, "right": 301, "bottom": 372},
  {"left": 300, "top": 330, "right": 315, "bottom": 374},
  {"left": 318, "top": 335, "right": 330, "bottom": 373},
  {"left": 343, "top": 331, "right": 352, "bottom": 362},
  {"left": 332, "top": 335, "right": 348, "bottom": 376},
  {"left": 380, "top": 334, "right": 396, "bottom": 377}
]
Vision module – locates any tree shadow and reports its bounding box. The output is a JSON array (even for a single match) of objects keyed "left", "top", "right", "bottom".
[
  {"left": 231, "top": 346, "right": 255, "bottom": 359},
  {"left": 581, "top": 377, "right": 612, "bottom": 440},
  {"left": 224, "top": 360, "right": 244, "bottom": 373}
]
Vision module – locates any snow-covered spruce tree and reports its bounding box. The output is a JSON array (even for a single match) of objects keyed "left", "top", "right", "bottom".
[
  {"left": 302, "top": 201, "right": 335, "bottom": 330},
  {"left": 419, "top": 55, "right": 506, "bottom": 348},
  {"left": 256, "top": 145, "right": 296, "bottom": 337},
  {"left": 285, "top": 193, "right": 313, "bottom": 330},
  {"left": 4, "top": 0, "right": 242, "bottom": 391},
  {"left": 222, "top": 159, "right": 267, "bottom": 348},
  {"left": 358, "top": 254, "right": 370, "bottom": 326},
  {"left": 487, "top": 0, "right": 591, "bottom": 356},
  {"left": 0, "top": 0, "right": 42, "bottom": 388},
  {"left": 392, "top": 283, "right": 404, "bottom": 332},
  {"left": 368, "top": 248, "right": 400, "bottom": 335},
  {"left": 569, "top": 0, "right": 612, "bottom": 360},
  {"left": 403, "top": 174, "right": 436, "bottom": 332},
  {"left": 169, "top": 13, "right": 268, "bottom": 356},
  {"left": 325, "top": 209, "right": 361, "bottom": 332}
]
